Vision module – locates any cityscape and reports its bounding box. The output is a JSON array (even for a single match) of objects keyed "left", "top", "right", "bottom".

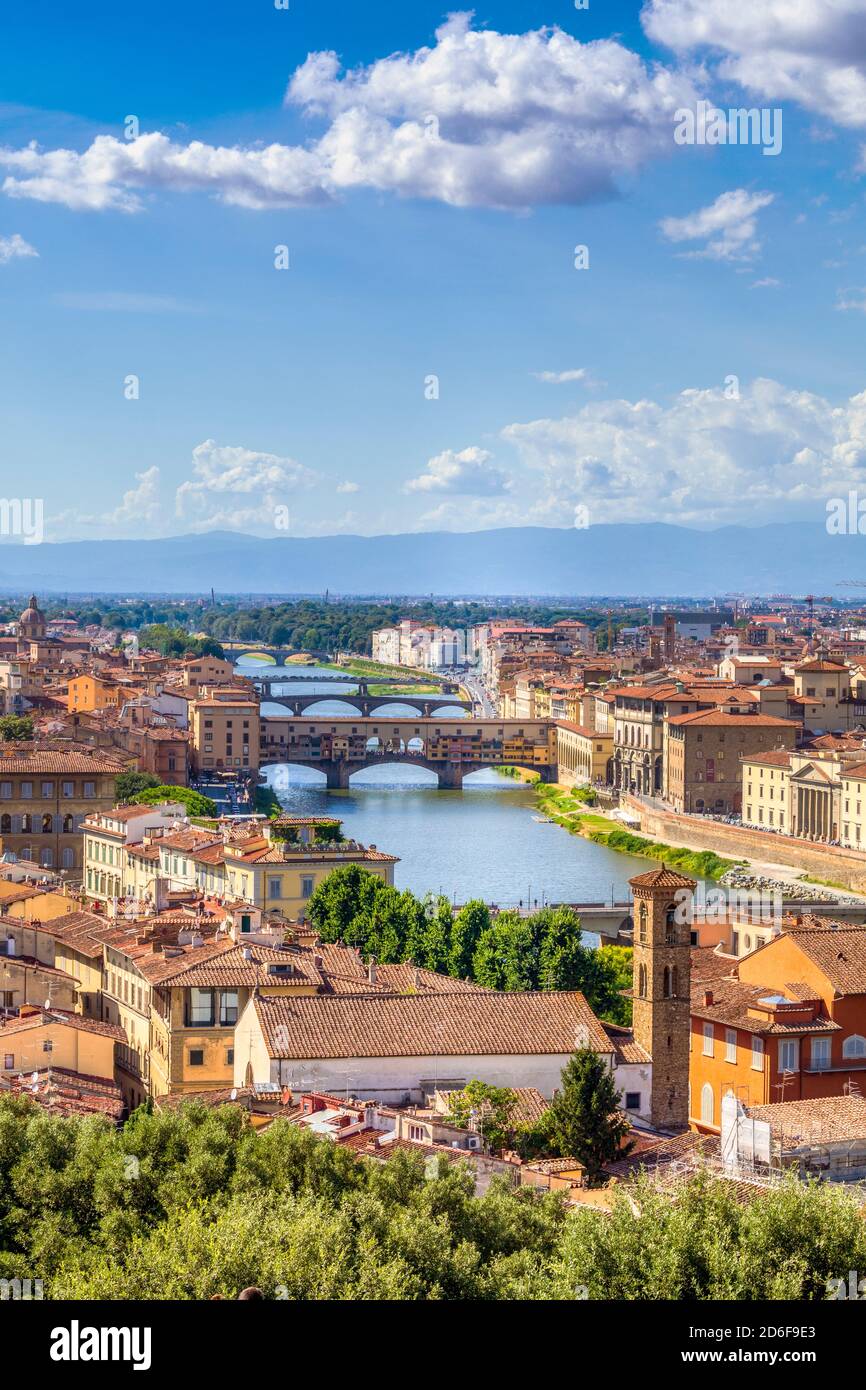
[{"left": 3, "top": 0, "right": 866, "bottom": 1356}]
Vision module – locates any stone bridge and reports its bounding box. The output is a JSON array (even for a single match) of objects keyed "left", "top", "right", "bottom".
[
  {"left": 261, "top": 691, "right": 473, "bottom": 717},
  {"left": 259, "top": 715, "right": 557, "bottom": 790}
]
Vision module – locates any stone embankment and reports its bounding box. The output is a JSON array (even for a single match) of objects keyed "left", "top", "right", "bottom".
[{"left": 625, "top": 795, "right": 866, "bottom": 895}]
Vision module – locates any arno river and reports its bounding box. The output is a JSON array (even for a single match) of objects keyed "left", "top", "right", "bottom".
[{"left": 237, "top": 660, "right": 652, "bottom": 913}]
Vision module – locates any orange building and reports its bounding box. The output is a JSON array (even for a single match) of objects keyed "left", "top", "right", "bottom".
[
  {"left": 689, "top": 926, "right": 866, "bottom": 1132},
  {"left": 67, "top": 674, "right": 122, "bottom": 714}
]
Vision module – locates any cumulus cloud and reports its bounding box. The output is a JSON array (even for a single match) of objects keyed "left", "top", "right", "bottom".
[
  {"left": 404, "top": 446, "right": 512, "bottom": 496},
  {"left": 533, "top": 368, "right": 588, "bottom": 384},
  {"left": 642, "top": 0, "right": 866, "bottom": 128},
  {"left": 659, "top": 188, "right": 774, "bottom": 260},
  {"left": 337, "top": 480, "right": 360, "bottom": 493},
  {"left": 0, "top": 15, "right": 702, "bottom": 212},
  {"left": 51, "top": 466, "right": 162, "bottom": 538},
  {"left": 175, "top": 439, "right": 318, "bottom": 531},
  {"left": 0, "top": 232, "right": 37, "bottom": 263},
  {"left": 498, "top": 377, "right": 866, "bottom": 527}
]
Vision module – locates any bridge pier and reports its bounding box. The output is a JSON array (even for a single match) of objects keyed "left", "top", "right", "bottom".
[
  {"left": 437, "top": 764, "right": 464, "bottom": 791},
  {"left": 325, "top": 763, "right": 351, "bottom": 790}
]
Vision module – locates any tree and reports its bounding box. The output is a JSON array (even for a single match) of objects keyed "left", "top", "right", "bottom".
[
  {"left": 448, "top": 900, "right": 489, "bottom": 978},
  {"left": 115, "top": 772, "right": 161, "bottom": 803},
  {"left": 131, "top": 786, "right": 218, "bottom": 818},
  {"left": 473, "top": 912, "right": 538, "bottom": 991},
  {"left": 420, "top": 895, "right": 452, "bottom": 973},
  {"left": 535, "top": 907, "right": 586, "bottom": 991},
  {"left": 0, "top": 715, "right": 33, "bottom": 742},
  {"left": 541, "top": 1049, "right": 633, "bottom": 1185},
  {"left": 446, "top": 1081, "right": 519, "bottom": 1154}
]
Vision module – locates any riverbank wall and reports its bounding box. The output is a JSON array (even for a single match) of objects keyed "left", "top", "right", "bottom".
[{"left": 624, "top": 794, "right": 866, "bottom": 893}]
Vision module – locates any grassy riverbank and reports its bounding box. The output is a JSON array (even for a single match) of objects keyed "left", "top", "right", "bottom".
[
  {"left": 498, "top": 765, "right": 541, "bottom": 783},
  {"left": 319, "top": 656, "right": 448, "bottom": 688},
  {"left": 535, "top": 785, "right": 741, "bottom": 881}
]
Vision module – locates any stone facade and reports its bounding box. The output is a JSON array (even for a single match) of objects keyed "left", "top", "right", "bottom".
[{"left": 630, "top": 867, "right": 694, "bottom": 1132}]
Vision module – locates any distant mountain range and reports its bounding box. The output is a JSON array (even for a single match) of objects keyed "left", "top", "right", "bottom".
[{"left": 0, "top": 522, "right": 863, "bottom": 597}]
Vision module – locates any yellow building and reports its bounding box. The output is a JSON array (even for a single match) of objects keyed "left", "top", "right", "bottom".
[
  {"left": 555, "top": 722, "right": 613, "bottom": 786},
  {"left": 841, "top": 762, "right": 866, "bottom": 850},
  {"left": 0, "top": 1008, "right": 125, "bottom": 1085},
  {"left": 190, "top": 690, "right": 261, "bottom": 775},
  {"left": 83, "top": 812, "right": 398, "bottom": 920},
  {"left": 0, "top": 750, "right": 124, "bottom": 872},
  {"left": 67, "top": 674, "right": 124, "bottom": 714},
  {"left": 741, "top": 748, "right": 794, "bottom": 833}
]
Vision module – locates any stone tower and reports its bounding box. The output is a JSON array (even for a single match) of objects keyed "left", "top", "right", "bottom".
[{"left": 630, "top": 866, "right": 695, "bottom": 1131}]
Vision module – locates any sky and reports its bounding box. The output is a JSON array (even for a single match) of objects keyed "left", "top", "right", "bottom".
[{"left": 2, "top": 0, "right": 866, "bottom": 542}]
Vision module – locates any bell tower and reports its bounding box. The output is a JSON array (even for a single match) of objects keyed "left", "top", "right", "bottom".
[{"left": 630, "top": 866, "right": 695, "bottom": 1131}]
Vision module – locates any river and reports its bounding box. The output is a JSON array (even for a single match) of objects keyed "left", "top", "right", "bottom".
[{"left": 234, "top": 659, "right": 653, "bottom": 915}]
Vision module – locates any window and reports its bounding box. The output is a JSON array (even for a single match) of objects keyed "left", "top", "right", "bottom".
[
  {"left": 267, "top": 877, "right": 282, "bottom": 899},
  {"left": 43, "top": 1039, "right": 53, "bottom": 1054},
  {"left": 301, "top": 876, "right": 314, "bottom": 898},
  {"left": 751, "top": 1036, "right": 764, "bottom": 1071},
  {"left": 62, "top": 781, "right": 74, "bottom": 799},
  {"left": 625, "top": 1092, "right": 640, "bottom": 1111},
  {"left": 725, "top": 1028, "right": 736, "bottom": 1063},
  {"left": 188, "top": 1049, "right": 204, "bottom": 1067},
  {"left": 83, "top": 781, "right": 95, "bottom": 798},
  {"left": 702, "top": 1022, "right": 714, "bottom": 1057},
  {"left": 219, "top": 991, "right": 239, "bottom": 1026},
  {"left": 778, "top": 1039, "right": 799, "bottom": 1073},
  {"left": 811, "top": 1037, "right": 831, "bottom": 1071},
  {"left": 3, "top": 1054, "right": 13, "bottom": 1070},
  {"left": 41, "top": 782, "right": 54, "bottom": 798},
  {"left": 637, "top": 901, "right": 647, "bottom": 943},
  {"left": 700, "top": 1083, "right": 714, "bottom": 1126},
  {"left": 188, "top": 988, "right": 214, "bottom": 1026},
  {"left": 0, "top": 783, "right": 10, "bottom": 800},
  {"left": 225, "top": 1048, "right": 234, "bottom": 1066},
  {"left": 20, "top": 782, "right": 32, "bottom": 799},
  {"left": 638, "top": 963, "right": 647, "bottom": 998},
  {"left": 843, "top": 1034, "right": 866, "bottom": 1060}
]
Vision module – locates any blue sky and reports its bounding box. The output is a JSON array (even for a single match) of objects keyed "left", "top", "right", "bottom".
[{"left": 2, "top": 0, "right": 866, "bottom": 541}]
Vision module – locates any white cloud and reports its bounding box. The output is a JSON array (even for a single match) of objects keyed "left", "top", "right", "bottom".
[
  {"left": 659, "top": 188, "right": 774, "bottom": 260},
  {"left": 337, "top": 480, "right": 360, "bottom": 493},
  {"left": 51, "top": 466, "right": 162, "bottom": 538},
  {"left": 751, "top": 276, "right": 781, "bottom": 288},
  {"left": 0, "top": 232, "right": 37, "bottom": 263},
  {"left": 499, "top": 377, "right": 866, "bottom": 526},
  {"left": 533, "top": 368, "right": 588, "bottom": 384},
  {"left": 405, "top": 446, "right": 511, "bottom": 496},
  {"left": 0, "top": 16, "right": 702, "bottom": 213},
  {"left": 836, "top": 287, "right": 866, "bottom": 311},
  {"left": 175, "top": 439, "right": 318, "bottom": 531},
  {"left": 642, "top": 0, "right": 866, "bottom": 128}
]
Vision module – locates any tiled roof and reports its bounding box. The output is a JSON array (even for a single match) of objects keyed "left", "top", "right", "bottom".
[
  {"left": 747, "top": 1096, "right": 866, "bottom": 1144},
  {"left": 666, "top": 710, "right": 798, "bottom": 728},
  {"left": 780, "top": 927, "right": 866, "bottom": 996},
  {"left": 604, "top": 1025, "right": 651, "bottom": 1065},
  {"left": 629, "top": 867, "right": 696, "bottom": 890},
  {"left": 253, "top": 989, "right": 611, "bottom": 1060},
  {"left": 741, "top": 749, "right": 793, "bottom": 767},
  {"left": 0, "top": 751, "right": 124, "bottom": 772},
  {"left": 690, "top": 976, "right": 838, "bottom": 1036},
  {"left": 0, "top": 1008, "right": 126, "bottom": 1042}
]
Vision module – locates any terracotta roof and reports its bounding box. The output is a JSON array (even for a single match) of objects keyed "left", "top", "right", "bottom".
[
  {"left": 253, "top": 990, "right": 612, "bottom": 1060},
  {"left": 747, "top": 1096, "right": 866, "bottom": 1144},
  {"left": 690, "top": 976, "right": 837, "bottom": 1036},
  {"left": 666, "top": 710, "right": 798, "bottom": 728},
  {"left": 778, "top": 927, "right": 866, "bottom": 996},
  {"left": 629, "top": 867, "right": 696, "bottom": 890},
  {"left": 604, "top": 1025, "right": 651, "bottom": 1065},
  {"left": 0, "top": 1008, "right": 126, "bottom": 1042},
  {"left": 741, "top": 749, "right": 793, "bottom": 768},
  {"left": 0, "top": 751, "right": 124, "bottom": 772}
]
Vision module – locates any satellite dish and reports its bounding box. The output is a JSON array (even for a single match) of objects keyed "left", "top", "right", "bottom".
[{"left": 230, "top": 1088, "right": 238, "bottom": 1101}]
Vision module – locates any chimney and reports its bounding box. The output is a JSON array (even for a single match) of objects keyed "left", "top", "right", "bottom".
[
  {"left": 703, "top": 989, "right": 713, "bottom": 1007},
  {"left": 367, "top": 955, "right": 377, "bottom": 985}
]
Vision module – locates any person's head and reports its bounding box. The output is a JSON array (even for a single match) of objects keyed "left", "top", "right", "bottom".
[{"left": 237, "top": 1287, "right": 264, "bottom": 1301}]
